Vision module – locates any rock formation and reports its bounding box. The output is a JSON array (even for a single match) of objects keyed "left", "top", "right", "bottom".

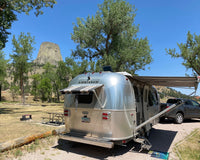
[{"left": 34, "top": 42, "right": 63, "bottom": 66}]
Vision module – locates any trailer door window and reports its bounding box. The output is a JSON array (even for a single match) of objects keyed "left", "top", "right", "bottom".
[
  {"left": 148, "top": 90, "right": 157, "bottom": 106},
  {"left": 133, "top": 86, "right": 140, "bottom": 102}
]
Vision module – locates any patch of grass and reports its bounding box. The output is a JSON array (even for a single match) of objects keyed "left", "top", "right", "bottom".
[
  {"left": 14, "top": 149, "right": 23, "bottom": 157},
  {"left": 175, "top": 129, "right": 200, "bottom": 160},
  {"left": 41, "top": 151, "right": 45, "bottom": 155}
]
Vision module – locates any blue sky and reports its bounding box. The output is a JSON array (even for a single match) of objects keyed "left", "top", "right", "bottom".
[{"left": 3, "top": 0, "right": 200, "bottom": 95}]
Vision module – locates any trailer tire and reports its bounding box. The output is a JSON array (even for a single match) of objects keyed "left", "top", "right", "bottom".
[{"left": 175, "top": 113, "right": 184, "bottom": 124}]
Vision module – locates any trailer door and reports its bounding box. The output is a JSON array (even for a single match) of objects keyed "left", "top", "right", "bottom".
[{"left": 142, "top": 85, "right": 151, "bottom": 132}]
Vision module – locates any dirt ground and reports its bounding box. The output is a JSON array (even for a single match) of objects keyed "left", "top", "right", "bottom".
[{"left": 8, "top": 118, "right": 200, "bottom": 160}]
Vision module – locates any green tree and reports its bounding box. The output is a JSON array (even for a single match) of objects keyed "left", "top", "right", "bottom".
[
  {"left": 38, "top": 77, "right": 52, "bottom": 102},
  {"left": 0, "top": 0, "right": 56, "bottom": 50},
  {"left": 10, "top": 83, "right": 19, "bottom": 102},
  {"left": 41, "top": 62, "right": 56, "bottom": 102},
  {"left": 10, "top": 32, "right": 35, "bottom": 104},
  {"left": 54, "top": 61, "right": 71, "bottom": 102},
  {"left": 0, "top": 51, "right": 8, "bottom": 101},
  {"left": 65, "top": 57, "right": 88, "bottom": 78},
  {"left": 71, "top": 0, "right": 152, "bottom": 74},
  {"left": 166, "top": 31, "right": 200, "bottom": 75},
  {"left": 30, "top": 74, "right": 41, "bottom": 100}
]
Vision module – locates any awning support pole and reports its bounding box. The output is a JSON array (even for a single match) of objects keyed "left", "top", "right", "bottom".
[{"left": 134, "top": 101, "right": 184, "bottom": 133}]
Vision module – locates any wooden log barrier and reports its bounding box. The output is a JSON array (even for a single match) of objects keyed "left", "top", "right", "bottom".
[{"left": 0, "top": 127, "right": 66, "bottom": 152}]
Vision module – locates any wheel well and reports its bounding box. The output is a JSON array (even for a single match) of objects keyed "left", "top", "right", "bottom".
[{"left": 177, "top": 111, "right": 184, "bottom": 117}]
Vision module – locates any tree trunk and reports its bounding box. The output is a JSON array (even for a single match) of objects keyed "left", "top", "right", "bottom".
[
  {"left": 20, "top": 79, "right": 25, "bottom": 104},
  {"left": 57, "top": 90, "right": 60, "bottom": 102},
  {"left": 0, "top": 84, "right": 2, "bottom": 101}
]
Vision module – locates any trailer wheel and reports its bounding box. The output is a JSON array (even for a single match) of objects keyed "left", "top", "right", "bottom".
[{"left": 175, "top": 113, "right": 184, "bottom": 124}]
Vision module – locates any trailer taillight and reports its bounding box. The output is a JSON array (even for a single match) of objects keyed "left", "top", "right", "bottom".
[
  {"left": 102, "top": 112, "right": 111, "bottom": 120},
  {"left": 64, "top": 109, "right": 70, "bottom": 116}
]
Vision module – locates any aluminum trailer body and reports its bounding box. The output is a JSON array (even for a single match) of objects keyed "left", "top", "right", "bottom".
[
  {"left": 60, "top": 72, "right": 161, "bottom": 148},
  {"left": 59, "top": 72, "right": 199, "bottom": 149}
]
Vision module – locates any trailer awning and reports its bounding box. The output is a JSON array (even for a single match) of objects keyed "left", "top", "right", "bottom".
[
  {"left": 131, "top": 76, "right": 199, "bottom": 88},
  {"left": 60, "top": 84, "right": 103, "bottom": 94}
]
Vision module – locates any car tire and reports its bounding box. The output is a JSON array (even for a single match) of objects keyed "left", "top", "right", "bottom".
[
  {"left": 175, "top": 113, "right": 184, "bottom": 124},
  {"left": 159, "top": 117, "right": 165, "bottom": 122}
]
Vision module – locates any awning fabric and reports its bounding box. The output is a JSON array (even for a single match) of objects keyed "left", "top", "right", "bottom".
[
  {"left": 131, "top": 76, "right": 199, "bottom": 88},
  {"left": 60, "top": 84, "right": 103, "bottom": 94},
  {"left": 118, "top": 72, "right": 200, "bottom": 88}
]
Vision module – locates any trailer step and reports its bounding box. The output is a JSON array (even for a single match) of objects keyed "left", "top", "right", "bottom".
[
  {"left": 134, "top": 137, "right": 152, "bottom": 152},
  {"left": 59, "top": 133, "right": 114, "bottom": 149},
  {"left": 135, "top": 138, "right": 145, "bottom": 143}
]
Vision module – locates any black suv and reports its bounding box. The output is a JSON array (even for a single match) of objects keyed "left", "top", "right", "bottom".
[{"left": 160, "top": 98, "right": 200, "bottom": 124}]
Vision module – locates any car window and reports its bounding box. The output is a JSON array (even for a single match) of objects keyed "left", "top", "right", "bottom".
[
  {"left": 167, "top": 99, "right": 178, "bottom": 104},
  {"left": 191, "top": 100, "right": 199, "bottom": 107},
  {"left": 185, "top": 100, "right": 192, "bottom": 105}
]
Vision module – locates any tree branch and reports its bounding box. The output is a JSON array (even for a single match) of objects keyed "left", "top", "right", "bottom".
[
  {"left": 187, "top": 58, "right": 200, "bottom": 75},
  {"left": 0, "top": 3, "right": 6, "bottom": 12}
]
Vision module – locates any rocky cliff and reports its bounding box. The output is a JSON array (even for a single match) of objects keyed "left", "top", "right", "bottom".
[{"left": 34, "top": 42, "right": 63, "bottom": 66}]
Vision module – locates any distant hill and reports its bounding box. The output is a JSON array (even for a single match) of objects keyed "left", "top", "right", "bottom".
[{"left": 155, "top": 86, "right": 199, "bottom": 103}]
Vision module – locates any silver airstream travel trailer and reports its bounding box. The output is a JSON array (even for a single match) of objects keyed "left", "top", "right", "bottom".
[{"left": 60, "top": 71, "right": 199, "bottom": 149}]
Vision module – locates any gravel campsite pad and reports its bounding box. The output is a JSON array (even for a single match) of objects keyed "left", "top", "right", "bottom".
[{"left": 7, "top": 119, "right": 200, "bottom": 160}]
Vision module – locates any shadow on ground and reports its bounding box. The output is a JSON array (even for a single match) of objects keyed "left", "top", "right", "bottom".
[
  {"left": 159, "top": 118, "right": 200, "bottom": 124},
  {"left": 55, "top": 139, "right": 143, "bottom": 159},
  {"left": 0, "top": 107, "right": 19, "bottom": 114},
  {"left": 54, "top": 128, "right": 177, "bottom": 159}
]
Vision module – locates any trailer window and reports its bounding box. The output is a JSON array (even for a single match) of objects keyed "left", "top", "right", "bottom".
[
  {"left": 144, "top": 89, "right": 148, "bottom": 103},
  {"left": 133, "top": 86, "right": 140, "bottom": 102},
  {"left": 77, "top": 93, "right": 93, "bottom": 104}
]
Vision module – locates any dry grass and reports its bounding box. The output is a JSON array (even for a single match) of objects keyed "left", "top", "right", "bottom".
[
  {"left": 175, "top": 129, "right": 200, "bottom": 160},
  {"left": 0, "top": 135, "right": 58, "bottom": 160},
  {"left": 0, "top": 102, "right": 64, "bottom": 143}
]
